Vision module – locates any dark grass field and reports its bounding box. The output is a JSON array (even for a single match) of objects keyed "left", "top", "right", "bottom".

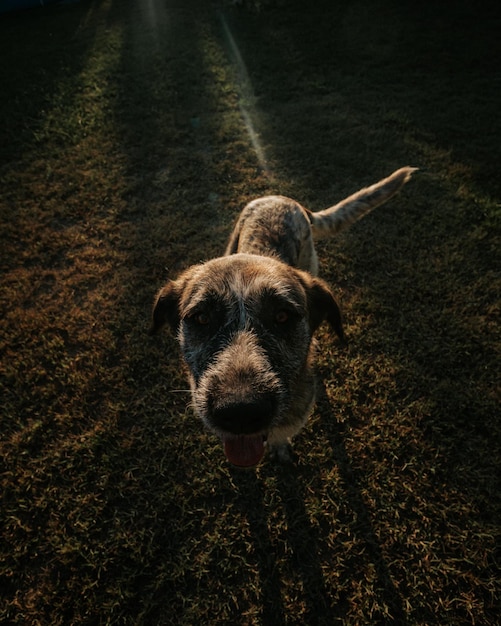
[{"left": 1, "top": 0, "right": 500, "bottom": 624}]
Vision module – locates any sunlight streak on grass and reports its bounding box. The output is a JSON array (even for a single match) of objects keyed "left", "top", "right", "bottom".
[
  {"left": 220, "top": 13, "right": 270, "bottom": 176},
  {"left": 140, "top": 0, "right": 170, "bottom": 49}
]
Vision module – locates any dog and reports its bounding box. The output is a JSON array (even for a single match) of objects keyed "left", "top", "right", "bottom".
[{"left": 151, "top": 167, "right": 416, "bottom": 467}]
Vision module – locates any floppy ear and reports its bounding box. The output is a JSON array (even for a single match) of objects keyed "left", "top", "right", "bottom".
[
  {"left": 304, "top": 276, "right": 345, "bottom": 343},
  {"left": 150, "top": 280, "right": 181, "bottom": 335}
]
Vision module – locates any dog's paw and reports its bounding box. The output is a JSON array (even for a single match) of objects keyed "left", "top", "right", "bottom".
[{"left": 267, "top": 442, "right": 295, "bottom": 464}]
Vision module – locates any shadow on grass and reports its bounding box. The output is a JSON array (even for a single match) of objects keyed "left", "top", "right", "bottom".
[
  {"left": 0, "top": 0, "right": 104, "bottom": 166},
  {"left": 316, "top": 382, "right": 409, "bottom": 625},
  {"left": 2, "top": 0, "right": 499, "bottom": 623},
  {"left": 231, "top": 472, "right": 288, "bottom": 625},
  {"left": 112, "top": 2, "right": 498, "bottom": 623},
  {"left": 231, "top": 429, "right": 409, "bottom": 626},
  {"left": 224, "top": 0, "right": 500, "bottom": 507}
]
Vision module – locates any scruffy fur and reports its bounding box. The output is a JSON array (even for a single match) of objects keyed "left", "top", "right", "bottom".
[{"left": 151, "top": 167, "right": 416, "bottom": 467}]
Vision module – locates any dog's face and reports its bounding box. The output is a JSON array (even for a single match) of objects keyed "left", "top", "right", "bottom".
[{"left": 151, "top": 253, "right": 343, "bottom": 467}]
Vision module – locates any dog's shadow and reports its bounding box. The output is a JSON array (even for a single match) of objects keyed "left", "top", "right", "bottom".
[
  {"left": 231, "top": 382, "right": 408, "bottom": 626},
  {"left": 231, "top": 464, "right": 326, "bottom": 625}
]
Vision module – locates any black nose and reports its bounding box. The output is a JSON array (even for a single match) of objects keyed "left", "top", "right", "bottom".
[{"left": 211, "top": 394, "right": 276, "bottom": 435}]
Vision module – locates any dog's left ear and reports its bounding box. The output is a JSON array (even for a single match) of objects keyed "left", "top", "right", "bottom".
[
  {"left": 150, "top": 280, "right": 181, "bottom": 335},
  {"left": 303, "top": 276, "right": 345, "bottom": 343}
]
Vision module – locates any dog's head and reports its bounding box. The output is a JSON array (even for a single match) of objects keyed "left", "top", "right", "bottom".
[{"left": 151, "top": 253, "right": 343, "bottom": 466}]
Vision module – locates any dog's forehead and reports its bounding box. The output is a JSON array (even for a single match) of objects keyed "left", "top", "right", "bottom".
[{"left": 180, "top": 254, "right": 306, "bottom": 310}]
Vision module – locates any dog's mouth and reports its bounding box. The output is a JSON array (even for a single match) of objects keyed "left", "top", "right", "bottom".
[{"left": 222, "top": 433, "right": 267, "bottom": 468}]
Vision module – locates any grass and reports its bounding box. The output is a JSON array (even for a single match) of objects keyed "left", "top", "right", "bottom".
[{"left": 0, "top": 0, "right": 500, "bottom": 624}]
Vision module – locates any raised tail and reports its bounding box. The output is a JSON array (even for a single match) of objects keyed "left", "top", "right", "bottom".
[{"left": 308, "top": 166, "right": 417, "bottom": 239}]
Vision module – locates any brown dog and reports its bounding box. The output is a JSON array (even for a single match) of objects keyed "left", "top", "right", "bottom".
[{"left": 151, "top": 167, "right": 416, "bottom": 467}]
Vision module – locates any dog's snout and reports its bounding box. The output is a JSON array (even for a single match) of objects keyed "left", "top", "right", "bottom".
[{"left": 212, "top": 394, "right": 275, "bottom": 435}]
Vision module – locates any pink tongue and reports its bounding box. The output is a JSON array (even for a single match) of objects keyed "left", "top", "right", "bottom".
[{"left": 223, "top": 435, "right": 265, "bottom": 467}]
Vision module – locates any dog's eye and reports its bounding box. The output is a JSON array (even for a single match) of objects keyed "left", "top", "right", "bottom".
[
  {"left": 194, "top": 312, "right": 210, "bottom": 325},
  {"left": 185, "top": 310, "right": 211, "bottom": 326},
  {"left": 275, "top": 310, "right": 290, "bottom": 324}
]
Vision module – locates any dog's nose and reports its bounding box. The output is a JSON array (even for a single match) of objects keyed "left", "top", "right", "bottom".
[{"left": 211, "top": 394, "right": 275, "bottom": 435}]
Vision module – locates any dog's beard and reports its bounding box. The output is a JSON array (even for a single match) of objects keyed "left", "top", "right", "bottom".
[{"left": 183, "top": 325, "right": 315, "bottom": 467}]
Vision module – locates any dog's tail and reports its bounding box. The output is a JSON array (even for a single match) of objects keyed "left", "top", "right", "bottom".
[{"left": 308, "top": 166, "right": 417, "bottom": 240}]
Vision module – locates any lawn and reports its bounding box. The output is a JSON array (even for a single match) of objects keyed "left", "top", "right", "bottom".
[{"left": 0, "top": 0, "right": 499, "bottom": 624}]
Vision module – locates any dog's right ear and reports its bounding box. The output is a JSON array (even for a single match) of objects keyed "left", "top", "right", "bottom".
[
  {"left": 150, "top": 280, "right": 181, "bottom": 335},
  {"left": 304, "top": 276, "right": 345, "bottom": 344}
]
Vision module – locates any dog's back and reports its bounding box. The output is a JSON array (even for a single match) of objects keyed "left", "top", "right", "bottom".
[
  {"left": 225, "top": 195, "right": 316, "bottom": 271},
  {"left": 225, "top": 167, "right": 417, "bottom": 275}
]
